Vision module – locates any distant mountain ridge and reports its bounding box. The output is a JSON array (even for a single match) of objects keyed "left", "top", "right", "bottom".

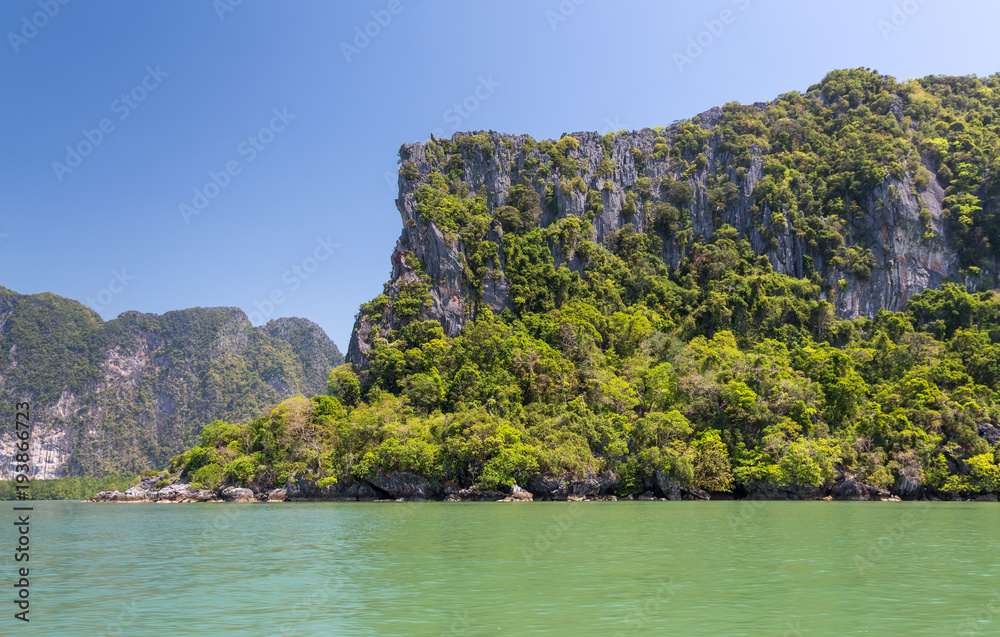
[{"left": 0, "top": 286, "right": 342, "bottom": 478}]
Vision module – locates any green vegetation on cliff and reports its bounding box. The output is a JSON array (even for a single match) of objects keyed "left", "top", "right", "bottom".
[
  {"left": 0, "top": 287, "right": 342, "bottom": 478},
  {"left": 171, "top": 70, "right": 1000, "bottom": 498},
  {"left": 172, "top": 277, "right": 1000, "bottom": 497}
]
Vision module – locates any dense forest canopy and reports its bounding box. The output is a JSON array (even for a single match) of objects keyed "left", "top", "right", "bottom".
[{"left": 169, "top": 69, "right": 1000, "bottom": 499}]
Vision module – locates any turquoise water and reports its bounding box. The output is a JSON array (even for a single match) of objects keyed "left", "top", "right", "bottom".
[{"left": 3, "top": 501, "right": 998, "bottom": 636}]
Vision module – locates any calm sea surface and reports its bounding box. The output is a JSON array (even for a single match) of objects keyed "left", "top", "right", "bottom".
[{"left": 3, "top": 501, "right": 998, "bottom": 636}]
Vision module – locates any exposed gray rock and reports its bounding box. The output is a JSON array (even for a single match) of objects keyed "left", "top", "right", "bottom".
[
  {"left": 830, "top": 477, "right": 892, "bottom": 501},
  {"left": 526, "top": 474, "right": 570, "bottom": 500},
  {"left": 285, "top": 476, "right": 379, "bottom": 501},
  {"left": 526, "top": 472, "right": 618, "bottom": 500},
  {"left": 894, "top": 470, "right": 925, "bottom": 500},
  {"left": 499, "top": 484, "right": 533, "bottom": 502},
  {"left": 90, "top": 481, "right": 219, "bottom": 503},
  {"left": 681, "top": 485, "right": 711, "bottom": 500},
  {"left": 266, "top": 488, "right": 287, "bottom": 502},
  {"left": 369, "top": 472, "right": 440, "bottom": 500},
  {"left": 654, "top": 470, "right": 682, "bottom": 501},
  {"left": 651, "top": 472, "right": 712, "bottom": 499},
  {"left": 92, "top": 489, "right": 147, "bottom": 503},
  {"left": 977, "top": 421, "right": 1000, "bottom": 446},
  {"left": 220, "top": 487, "right": 255, "bottom": 502},
  {"left": 347, "top": 121, "right": 987, "bottom": 370},
  {"left": 442, "top": 484, "right": 506, "bottom": 501},
  {"left": 865, "top": 483, "right": 893, "bottom": 500},
  {"left": 744, "top": 481, "right": 828, "bottom": 500},
  {"left": 831, "top": 477, "right": 865, "bottom": 500}
]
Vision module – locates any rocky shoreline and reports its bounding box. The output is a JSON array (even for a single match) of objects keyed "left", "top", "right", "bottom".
[{"left": 89, "top": 470, "right": 999, "bottom": 504}]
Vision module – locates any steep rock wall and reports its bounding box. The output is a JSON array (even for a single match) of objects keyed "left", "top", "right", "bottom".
[{"left": 347, "top": 109, "right": 973, "bottom": 369}]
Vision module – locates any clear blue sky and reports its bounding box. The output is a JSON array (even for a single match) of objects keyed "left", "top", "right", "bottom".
[{"left": 2, "top": 0, "right": 998, "bottom": 350}]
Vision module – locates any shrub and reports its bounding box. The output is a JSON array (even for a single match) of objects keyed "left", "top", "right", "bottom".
[
  {"left": 776, "top": 439, "right": 837, "bottom": 487},
  {"left": 622, "top": 192, "right": 637, "bottom": 218},
  {"left": 456, "top": 133, "right": 493, "bottom": 156},
  {"left": 693, "top": 430, "right": 733, "bottom": 491},
  {"left": 184, "top": 446, "right": 212, "bottom": 473},
  {"left": 914, "top": 166, "right": 932, "bottom": 188},
  {"left": 354, "top": 437, "right": 440, "bottom": 480},
  {"left": 224, "top": 454, "right": 260, "bottom": 485},
  {"left": 708, "top": 183, "right": 739, "bottom": 212},
  {"left": 190, "top": 463, "right": 225, "bottom": 490},
  {"left": 965, "top": 453, "right": 1000, "bottom": 493},
  {"left": 328, "top": 366, "right": 361, "bottom": 407},
  {"left": 400, "top": 160, "right": 418, "bottom": 181},
  {"left": 199, "top": 420, "right": 246, "bottom": 448},
  {"left": 662, "top": 441, "right": 696, "bottom": 486},
  {"left": 666, "top": 180, "right": 694, "bottom": 207},
  {"left": 477, "top": 441, "right": 541, "bottom": 490},
  {"left": 631, "top": 147, "right": 646, "bottom": 173},
  {"left": 555, "top": 136, "right": 579, "bottom": 154}
]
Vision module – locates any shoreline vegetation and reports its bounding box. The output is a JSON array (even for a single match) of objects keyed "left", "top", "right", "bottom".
[
  {"left": 0, "top": 475, "right": 136, "bottom": 501},
  {"left": 89, "top": 472, "right": 1000, "bottom": 504},
  {"left": 93, "top": 70, "right": 1000, "bottom": 504}
]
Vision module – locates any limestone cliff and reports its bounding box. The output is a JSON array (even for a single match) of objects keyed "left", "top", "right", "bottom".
[
  {"left": 0, "top": 288, "right": 342, "bottom": 478},
  {"left": 348, "top": 87, "right": 995, "bottom": 369}
]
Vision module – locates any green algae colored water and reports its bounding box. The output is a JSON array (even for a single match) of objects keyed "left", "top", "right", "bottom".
[{"left": 5, "top": 501, "right": 999, "bottom": 636}]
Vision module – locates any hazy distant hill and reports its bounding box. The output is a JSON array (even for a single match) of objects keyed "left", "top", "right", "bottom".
[{"left": 0, "top": 286, "right": 341, "bottom": 478}]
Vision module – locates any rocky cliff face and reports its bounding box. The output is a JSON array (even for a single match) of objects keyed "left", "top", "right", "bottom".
[
  {"left": 0, "top": 289, "right": 342, "bottom": 478},
  {"left": 348, "top": 104, "right": 986, "bottom": 369}
]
